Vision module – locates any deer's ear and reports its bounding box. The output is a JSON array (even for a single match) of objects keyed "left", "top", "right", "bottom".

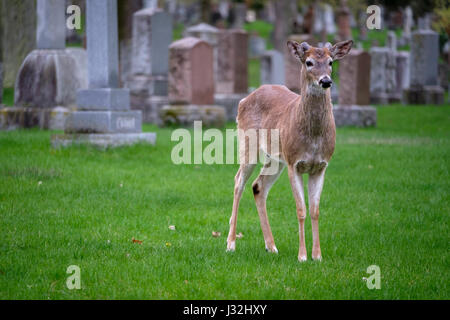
[
  {"left": 287, "top": 41, "right": 310, "bottom": 62},
  {"left": 330, "top": 40, "right": 353, "bottom": 60}
]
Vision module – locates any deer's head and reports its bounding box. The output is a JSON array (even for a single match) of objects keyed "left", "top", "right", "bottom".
[{"left": 287, "top": 40, "right": 353, "bottom": 90}]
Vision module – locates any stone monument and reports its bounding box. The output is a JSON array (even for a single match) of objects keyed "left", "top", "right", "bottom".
[
  {"left": 125, "top": 8, "right": 172, "bottom": 124},
  {"left": 260, "top": 50, "right": 285, "bottom": 86},
  {"left": 1, "top": 0, "right": 87, "bottom": 131},
  {"left": 403, "top": 29, "right": 444, "bottom": 105},
  {"left": 369, "top": 46, "right": 396, "bottom": 104},
  {"left": 52, "top": 0, "right": 156, "bottom": 148},
  {"left": 333, "top": 49, "right": 377, "bottom": 127}
]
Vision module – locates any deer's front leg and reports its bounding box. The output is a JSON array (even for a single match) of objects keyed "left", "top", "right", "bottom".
[
  {"left": 287, "top": 165, "right": 307, "bottom": 262},
  {"left": 308, "top": 168, "right": 326, "bottom": 261}
]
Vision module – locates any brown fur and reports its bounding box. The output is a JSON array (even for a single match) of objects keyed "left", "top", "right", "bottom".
[{"left": 227, "top": 40, "right": 353, "bottom": 261}]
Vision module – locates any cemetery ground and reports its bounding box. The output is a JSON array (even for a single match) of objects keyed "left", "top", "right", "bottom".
[{"left": 0, "top": 105, "right": 449, "bottom": 300}]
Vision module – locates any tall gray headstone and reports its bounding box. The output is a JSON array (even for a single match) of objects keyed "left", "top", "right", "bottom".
[
  {"left": 233, "top": 3, "right": 247, "bottom": 29},
  {"left": 387, "top": 31, "right": 397, "bottom": 51},
  {"left": 403, "top": 6, "right": 413, "bottom": 40},
  {"left": 403, "top": 29, "right": 444, "bottom": 105},
  {"left": 56, "top": 0, "right": 156, "bottom": 147},
  {"left": 36, "top": 0, "right": 66, "bottom": 49},
  {"left": 410, "top": 30, "right": 439, "bottom": 87},
  {"left": 370, "top": 47, "right": 397, "bottom": 104},
  {"left": 260, "top": 50, "right": 285, "bottom": 86},
  {"left": 126, "top": 8, "right": 173, "bottom": 124}
]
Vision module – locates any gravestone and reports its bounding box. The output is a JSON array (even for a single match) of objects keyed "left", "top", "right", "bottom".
[
  {"left": 125, "top": 8, "right": 172, "bottom": 124},
  {"left": 185, "top": 23, "right": 220, "bottom": 84},
  {"left": 400, "top": 6, "right": 413, "bottom": 46},
  {"left": 396, "top": 51, "right": 410, "bottom": 95},
  {"left": 249, "top": 35, "right": 267, "bottom": 58},
  {"left": 387, "top": 31, "right": 411, "bottom": 102},
  {"left": 369, "top": 47, "right": 397, "bottom": 104},
  {"left": 358, "top": 10, "right": 367, "bottom": 41},
  {"left": 333, "top": 49, "right": 376, "bottom": 127},
  {"left": 160, "top": 37, "right": 225, "bottom": 127},
  {"left": 53, "top": 0, "right": 156, "bottom": 148},
  {"left": 313, "top": 4, "right": 336, "bottom": 36},
  {"left": 323, "top": 4, "right": 336, "bottom": 34},
  {"left": 260, "top": 50, "right": 285, "bottom": 86},
  {"left": 233, "top": 3, "right": 247, "bottom": 29},
  {"left": 1, "top": 0, "right": 88, "bottom": 131},
  {"left": 215, "top": 29, "right": 249, "bottom": 120},
  {"left": 403, "top": 30, "right": 444, "bottom": 105},
  {"left": 284, "top": 34, "right": 317, "bottom": 93}
]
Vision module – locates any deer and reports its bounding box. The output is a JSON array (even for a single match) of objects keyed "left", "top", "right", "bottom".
[{"left": 226, "top": 39, "right": 353, "bottom": 262}]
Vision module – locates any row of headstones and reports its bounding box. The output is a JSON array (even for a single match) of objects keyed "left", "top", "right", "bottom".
[
  {"left": 0, "top": 2, "right": 250, "bottom": 134},
  {"left": 258, "top": 27, "right": 445, "bottom": 107},
  {"left": 0, "top": 0, "right": 157, "bottom": 148},
  {"left": 125, "top": 18, "right": 250, "bottom": 127}
]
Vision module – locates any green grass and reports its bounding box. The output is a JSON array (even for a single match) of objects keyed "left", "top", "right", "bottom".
[
  {"left": 0, "top": 105, "right": 449, "bottom": 299},
  {"left": 244, "top": 20, "right": 274, "bottom": 50}
]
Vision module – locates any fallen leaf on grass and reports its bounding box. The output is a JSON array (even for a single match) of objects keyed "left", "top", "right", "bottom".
[
  {"left": 38, "top": 181, "right": 43, "bottom": 186},
  {"left": 165, "top": 242, "right": 172, "bottom": 247},
  {"left": 236, "top": 232, "right": 244, "bottom": 239},
  {"left": 169, "top": 225, "right": 176, "bottom": 231},
  {"left": 132, "top": 237, "right": 143, "bottom": 244},
  {"left": 212, "top": 231, "right": 221, "bottom": 238}
]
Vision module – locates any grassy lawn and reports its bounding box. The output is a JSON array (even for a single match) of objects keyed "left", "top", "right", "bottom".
[{"left": 0, "top": 105, "right": 449, "bottom": 299}]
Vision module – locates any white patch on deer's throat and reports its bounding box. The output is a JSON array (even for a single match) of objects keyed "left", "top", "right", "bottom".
[{"left": 307, "top": 83, "right": 325, "bottom": 96}]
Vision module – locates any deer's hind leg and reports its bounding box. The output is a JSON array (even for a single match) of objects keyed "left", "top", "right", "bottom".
[
  {"left": 227, "top": 163, "right": 256, "bottom": 251},
  {"left": 252, "top": 159, "right": 285, "bottom": 253}
]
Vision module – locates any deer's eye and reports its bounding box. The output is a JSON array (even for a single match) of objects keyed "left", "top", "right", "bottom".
[
  {"left": 329, "top": 61, "right": 333, "bottom": 66},
  {"left": 306, "top": 61, "right": 313, "bottom": 67}
]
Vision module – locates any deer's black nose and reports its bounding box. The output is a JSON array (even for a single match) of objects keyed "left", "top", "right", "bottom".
[{"left": 319, "top": 77, "right": 332, "bottom": 89}]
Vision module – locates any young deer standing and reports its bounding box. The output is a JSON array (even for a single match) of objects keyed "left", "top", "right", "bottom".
[{"left": 227, "top": 40, "right": 353, "bottom": 262}]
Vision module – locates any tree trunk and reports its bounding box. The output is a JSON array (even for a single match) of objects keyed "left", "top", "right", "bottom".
[
  {"left": 0, "top": 0, "right": 36, "bottom": 88},
  {"left": 273, "top": 0, "right": 298, "bottom": 52}
]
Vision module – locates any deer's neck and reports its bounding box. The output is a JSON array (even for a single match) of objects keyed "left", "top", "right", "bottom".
[{"left": 296, "top": 68, "right": 333, "bottom": 137}]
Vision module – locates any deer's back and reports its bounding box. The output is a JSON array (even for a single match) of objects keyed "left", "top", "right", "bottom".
[{"left": 237, "top": 85, "right": 300, "bottom": 130}]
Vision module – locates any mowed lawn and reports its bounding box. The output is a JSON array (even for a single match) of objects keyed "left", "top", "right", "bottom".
[{"left": 0, "top": 105, "right": 449, "bottom": 300}]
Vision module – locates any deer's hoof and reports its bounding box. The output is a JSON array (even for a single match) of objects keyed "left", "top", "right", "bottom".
[
  {"left": 265, "top": 244, "right": 278, "bottom": 254},
  {"left": 312, "top": 255, "right": 322, "bottom": 262},
  {"left": 226, "top": 240, "right": 236, "bottom": 252},
  {"left": 298, "top": 255, "right": 307, "bottom": 262}
]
